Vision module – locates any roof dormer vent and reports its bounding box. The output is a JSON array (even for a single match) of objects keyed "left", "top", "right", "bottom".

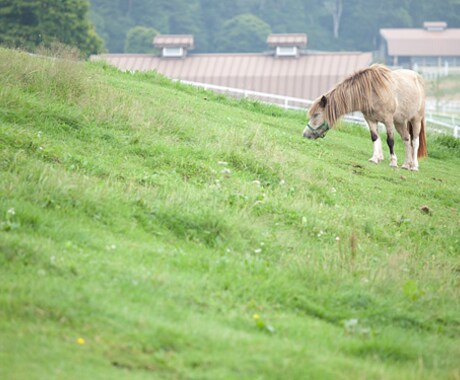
[
  {"left": 154, "top": 35, "right": 194, "bottom": 58},
  {"left": 423, "top": 21, "right": 447, "bottom": 32},
  {"left": 267, "top": 34, "right": 307, "bottom": 57}
]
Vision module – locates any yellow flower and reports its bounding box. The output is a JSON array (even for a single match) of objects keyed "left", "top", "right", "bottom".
[
  {"left": 77, "top": 337, "right": 86, "bottom": 345},
  {"left": 253, "top": 314, "right": 260, "bottom": 320}
]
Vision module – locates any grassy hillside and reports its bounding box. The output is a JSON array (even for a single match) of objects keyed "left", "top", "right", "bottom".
[{"left": 0, "top": 48, "right": 459, "bottom": 380}]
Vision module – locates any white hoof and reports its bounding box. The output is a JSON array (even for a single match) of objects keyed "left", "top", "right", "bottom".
[
  {"left": 389, "top": 155, "right": 397, "bottom": 168},
  {"left": 401, "top": 164, "right": 411, "bottom": 170},
  {"left": 368, "top": 158, "right": 379, "bottom": 164}
]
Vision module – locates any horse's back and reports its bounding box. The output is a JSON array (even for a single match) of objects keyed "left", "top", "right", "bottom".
[
  {"left": 391, "top": 69, "right": 425, "bottom": 120},
  {"left": 392, "top": 69, "right": 424, "bottom": 95}
]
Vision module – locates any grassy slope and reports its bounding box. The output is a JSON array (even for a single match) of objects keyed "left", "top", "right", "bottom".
[{"left": 0, "top": 48, "right": 459, "bottom": 380}]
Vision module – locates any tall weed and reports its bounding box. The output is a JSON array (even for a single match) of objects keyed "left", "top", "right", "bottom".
[{"left": 0, "top": 44, "right": 89, "bottom": 101}]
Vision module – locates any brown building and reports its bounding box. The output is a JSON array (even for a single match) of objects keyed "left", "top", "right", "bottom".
[
  {"left": 380, "top": 22, "right": 460, "bottom": 67},
  {"left": 94, "top": 33, "right": 372, "bottom": 101}
]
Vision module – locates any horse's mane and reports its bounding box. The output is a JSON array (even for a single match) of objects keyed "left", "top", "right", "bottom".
[{"left": 310, "top": 64, "right": 393, "bottom": 126}]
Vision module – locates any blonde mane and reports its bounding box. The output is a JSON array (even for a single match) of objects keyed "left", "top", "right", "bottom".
[{"left": 310, "top": 64, "right": 394, "bottom": 127}]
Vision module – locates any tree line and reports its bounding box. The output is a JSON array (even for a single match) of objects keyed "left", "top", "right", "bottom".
[
  {"left": 90, "top": 0, "right": 460, "bottom": 54},
  {"left": 0, "top": 0, "right": 459, "bottom": 57},
  {"left": 0, "top": 0, "right": 103, "bottom": 57}
]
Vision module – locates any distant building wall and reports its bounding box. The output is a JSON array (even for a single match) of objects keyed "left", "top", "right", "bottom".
[{"left": 380, "top": 22, "right": 460, "bottom": 68}]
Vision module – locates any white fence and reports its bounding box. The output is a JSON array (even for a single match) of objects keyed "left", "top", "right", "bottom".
[
  {"left": 179, "top": 80, "right": 313, "bottom": 110},
  {"left": 179, "top": 80, "right": 460, "bottom": 139},
  {"left": 426, "top": 100, "right": 460, "bottom": 114}
]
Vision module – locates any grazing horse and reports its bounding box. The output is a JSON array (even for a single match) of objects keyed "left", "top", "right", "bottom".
[{"left": 303, "top": 64, "right": 427, "bottom": 171}]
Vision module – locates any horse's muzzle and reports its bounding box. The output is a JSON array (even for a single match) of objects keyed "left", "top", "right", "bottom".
[
  {"left": 303, "top": 131, "right": 316, "bottom": 139},
  {"left": 303, "top": 122, "right": 330, "bottom": 139}
]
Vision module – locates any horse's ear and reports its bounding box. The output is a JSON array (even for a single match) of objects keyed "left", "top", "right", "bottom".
[{"left": 320, "top": 96, "right": 327, "bottom": 108}]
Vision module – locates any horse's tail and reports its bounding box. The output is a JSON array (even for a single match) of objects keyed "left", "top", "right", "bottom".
[{"left": 417, "top": 117, "right": 428, "bottom": 159}]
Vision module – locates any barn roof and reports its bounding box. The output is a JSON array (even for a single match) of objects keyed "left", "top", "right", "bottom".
[
  {"left": 267, "top": 33, "right": 307, "bottom": 48},
  {"left": 153, "top": 34, "right": 194, "bottom": 49},
  {"left": 380, "top": 22, "right": 460, "bottom": 57},
  {"left": 95, "top": 51, "right": 372, "bottom": 101}
]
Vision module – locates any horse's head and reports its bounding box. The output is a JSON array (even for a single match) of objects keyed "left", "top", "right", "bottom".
[{"left": 303, "top": 95, "right": 331, "bottom": 139}]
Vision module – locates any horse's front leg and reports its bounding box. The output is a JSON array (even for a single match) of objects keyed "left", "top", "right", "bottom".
[{"left": 367, "top": 121, "right": 383, "bottom": 164}]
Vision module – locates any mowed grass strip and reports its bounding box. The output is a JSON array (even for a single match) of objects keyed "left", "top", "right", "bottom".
[{"left": 0, "top": 48, "right": 459, "bottom": 380}]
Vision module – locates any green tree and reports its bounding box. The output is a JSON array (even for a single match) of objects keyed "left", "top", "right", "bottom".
[
  {"left": 89, "top": 0, "right": 133, "bottom": 53},
  {"left": 198, "top": 0, "right": 225, "bottom": 52},
  {"left": 409, "top": 0, "right": 460, "bottom": 27},
  {"left": 88, "top": 0, "right": 460, "bottom": 54},
  {"left": 339, "top": 0, "right": 413, "bottom": 51},
  {"left": 0, "top": 0, "right": 104, "bottom": 57},
  {"left": 215, "top": 13, "right": 271, "bottom": 53},
  {"left": 89, "top": 0, "right": 201, "bottom": 53},
  {"left": 124, "top": 26, "right": 159, "bottom": 53}
]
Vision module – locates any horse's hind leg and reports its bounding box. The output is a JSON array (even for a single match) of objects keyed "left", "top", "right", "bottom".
[
  {"left": 367, "top": 120, "right": 383, "bottom": 164},
  {"left": 395, "top": 121, "right": 414, "bottom": 170},
  {"left": 409, "top": 119, "right": 422, "bottom": 171}
]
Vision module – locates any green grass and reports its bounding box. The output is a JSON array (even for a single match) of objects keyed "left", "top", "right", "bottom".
[{"left": 1, "top": 47, "right": 459, "bottom": 380}]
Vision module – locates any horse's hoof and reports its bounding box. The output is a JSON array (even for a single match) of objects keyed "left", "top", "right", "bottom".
[
  {"left": 410, "top": 166, "right": 419, "bottom": 172},
  {"left": 389, "top": 163, "right": 398, "bottom": 168},
  {"left": 368, "top": 158, "right": 379, "bottom": 164},
  {"left": 401, "top": 164, "right": 410, "bottom": 170}
]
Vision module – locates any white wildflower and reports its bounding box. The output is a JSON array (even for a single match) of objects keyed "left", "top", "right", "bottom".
[
  {"left": 7, "top": 208, "right": 15, "bottom": 216},
  {"left": 344, "top": 318, "right": 359, "bottom": 330}
]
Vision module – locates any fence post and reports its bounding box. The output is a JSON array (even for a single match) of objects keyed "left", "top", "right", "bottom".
[{"left": 454, "top": 126, "right": 459, "bottom": 139}]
